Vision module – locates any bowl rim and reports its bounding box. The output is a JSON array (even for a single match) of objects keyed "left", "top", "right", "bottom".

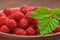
[
  {"left": 0, "top": 32, "right": 60, "bottom": 38},
  {"left": 0, "top": 7, "right": 60, "bottom": 38}
]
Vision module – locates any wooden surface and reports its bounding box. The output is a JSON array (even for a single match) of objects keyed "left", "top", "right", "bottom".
[
  {"left": 0, "top": 0, "right": 60, "bottom": 10},
  {"left": 0, "top": 0, "right": 60, "bottom": 40}
]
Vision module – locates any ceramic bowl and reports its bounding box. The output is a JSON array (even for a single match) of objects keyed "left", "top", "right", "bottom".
[{"left": 0, "top": 8, "right": 60, "bottom": 40}]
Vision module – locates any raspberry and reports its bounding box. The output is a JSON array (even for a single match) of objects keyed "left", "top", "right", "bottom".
[
  {"left": 11, "top": 9, "right": 20, "bottom": 13},
  {"left": 3, "top": 8, "right": 13, "bottom": 16},
  {"left": 9, "top": 11, "right": 24, "bottom": 22},
  {"left": 30, "top": 6, "right": 39, "bottom": 11},
  {"left": 54, "top": 25, "right": 60, "bottom": 33},
  {"left": 6, "top": 19, "right": 17, "bottom": 29},
  {"left": 27, "top": 18, "right": 38, "bottom": 26},
  {"left": 29, "top": 25, "right": 37, "bottom": 30},
  {"left": 20, "top": 5, "right": 32, "bottom": 14},
  {"left": 15, "top": 28, "right": 27, "bottom": 35},
  {"left": 25, "top": 11, "right": 33, "bottom": 17},
  {"left": 12, "top": 28, "right": 18, "bottom": 33},
  {"left": 36, "top": 29, "right": 40, "bottom": 35},
  {"left": 26, "top": 27, "right": 36, "bottom": 35},
  {"left": 0, "top": 13, "right": 7, "bottom": 17},
  {"left": 0, "top": 25, "right": 9, "bottom": 33},
  {"left": 0, "top": 16, "right": 8, "bottom": 26},
  {"left": 18, "top": 18, "right": 29, "bottom": 29},
  {"left": 28, "top": 7, "right": 35, "bottom": 11}
]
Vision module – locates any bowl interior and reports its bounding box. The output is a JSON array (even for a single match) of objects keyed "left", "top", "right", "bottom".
[{"left": 0, "top": 7, "right": 60, "bottom": 38}]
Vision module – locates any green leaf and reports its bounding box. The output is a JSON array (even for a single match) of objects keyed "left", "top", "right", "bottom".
[
  {"left": 29, "top": 7, "right": 59, "bottom": 37},
  {"left": 38, "top": 18, "right": 58, "bottom": 36},
  {"left": 29, "top": 7, "right": 51, "bottom": 19},
  {"left": 52, "top": 8, "right": 60, "bottom": 20}
]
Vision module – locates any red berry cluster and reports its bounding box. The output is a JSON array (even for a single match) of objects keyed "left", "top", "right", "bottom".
[
  {"left": 0, "top": 5, "right": 39, "bottom": 35},
  {"left": 0, "top": 5, "right": 60, "bottom": 36}
]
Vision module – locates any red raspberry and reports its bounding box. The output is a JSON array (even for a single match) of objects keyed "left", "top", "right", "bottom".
[
  {"left": 0, "top": 16, "right": 8, "bottom": 26},
  {"left": 15, "top": 28, "right": 27, "bottom": 35},
  {"left": 3, "top": 8, "right": 13, "bottom": 16},
  {"left": 27, "top": 18, "right": 38, "bottom": 26},
  {"left": 25, "top": 11, "right": 33, "bottom": 17},
  {"left": 26, "top": 27, "right": 36, "bottom": 35},
  {"left": 30, "top": 6, "right": 39, "bottom": 11},
  {"left": 18, "top": 18, "right": 29, "bottom": 29},
  {"left": 0, "top": 13, "right": 7, "bottom": 17},
  {"left": 28, "top": 7, "right": 35, "bottom": 11},
  {"left": 12, "top": 28, "right": 18, "bottom": 33},
  {"left": 9, "top": 11, "right": 24, "bottom": 22},
  {"left": 11, "top": 9, "right": 20, "bottom": 13},
  {"left": 20, "top": 5, "right": 32, "bottom": 14},
  {"left": 36, "top": 29, "right": 40, "bottom": 35},
  {"left": 7, "top": 19, "right": 17, "bottom": 29},
  {"left": 54, "top": 25, "right": 60, "bottom": 33},
  {"left": 0, "top": 25, "right": 9, "bottom": 33},
  {"left": 29, "top": 25, "right": 37, "bottom": 30}
]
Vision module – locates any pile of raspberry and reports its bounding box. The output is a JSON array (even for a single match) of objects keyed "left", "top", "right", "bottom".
[{"left": 0, "top": 5, "right": 60, "bottom": 36}]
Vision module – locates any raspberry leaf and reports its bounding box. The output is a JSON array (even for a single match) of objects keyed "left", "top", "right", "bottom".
[
  {"left": 38, "top": 18, "right": 58, "bottom": 36},
  {"left": 29, "top": 7, "right": 51, "bottom": 19},
  {"left": 29, "top": 7, "right": 59, "bottom": 37},
  {"left": 52, "top": 8, "right": 60, "bottom": 20}
]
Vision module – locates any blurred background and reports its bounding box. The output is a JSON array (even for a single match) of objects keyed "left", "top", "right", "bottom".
[{"left": 0, "top": 0, "right": 60, "bottom": 9}]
